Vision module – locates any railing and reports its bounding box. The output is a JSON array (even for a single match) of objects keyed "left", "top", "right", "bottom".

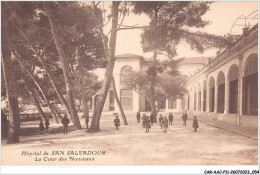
[{"left": 187, "top": 24, "right": 258, "bottom": 85}]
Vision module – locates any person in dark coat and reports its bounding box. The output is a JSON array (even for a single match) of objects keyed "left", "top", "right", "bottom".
[
  {"left": 114, "top": 115, "right": 120, "bottom": 130},
  {"left": 159, "top": 115, "right": 163, "bottom": 129},
  {"left": 83, "top": 113, "right": 89, "bottom": 129},
  {"left": 136, "top": 112, "right": 140, "bottom": 123},
  {"left": 141, "top": 114, "right": 146, "bottom": 128},
  {"left": 162, "top": 116, "right": 168, "bottom": 133},
  {"left": 1, "top": 110, "right": 9, "bottom": 138},
  {"left": 144, "top": 116, "right": 151, "bottom": 133},
  {"left": 39, "top": 120, "right": 44, "bottom": 135},
  {"left": 192, "top": 116, "right": 199, "bottom": 132},
  {"left": 150, "top": 114, "right": 154, "bottom": 125},
  {"left": 168, "top": 113, "right": 173, "bottom": 125},
  {"left": 45, "top": 119, "right": 50, "bottom": 132},
  {"left": 61, "top": 114, "right": 70, "bottom": 135},
  {"left": 182, "top": 111, "right": 188, "bottom": 126}
]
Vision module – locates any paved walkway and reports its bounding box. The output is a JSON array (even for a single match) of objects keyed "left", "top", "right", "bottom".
[{"left": 204, "top": 120, "right": 258, "bottom": 140}]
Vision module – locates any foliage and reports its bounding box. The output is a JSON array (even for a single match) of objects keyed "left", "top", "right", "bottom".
[{"left": 125, "top": 60, "right": 187, "bottom": 105}]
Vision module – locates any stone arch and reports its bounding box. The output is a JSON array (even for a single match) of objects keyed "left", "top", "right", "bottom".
[
  {"left": 193, "top": 85, "right": 197, "bottom": 110},
  {"left": 217, "top": 71, "right": 225, "bottom": 113},
  {"left": 202, "top": 80, "right": 207, "bottom": 111},
  {"left": 209, "top": 76, "right": 215, "bottom": 112},
  {"left": 242, "top": 53, "right": 258, "bottom": 115},
  {"left": 197, "top": 83, "right": 201, "bottom": 111},
  {"left": 228, "top": 64, "right": 238, "bottom": 114}
]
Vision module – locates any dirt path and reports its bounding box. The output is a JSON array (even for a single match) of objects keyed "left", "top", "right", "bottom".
[{"left": 1, "top": 112, "right": 258, "bottom": 165}]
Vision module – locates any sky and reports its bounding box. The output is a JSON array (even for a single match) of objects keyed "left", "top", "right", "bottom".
[{"left": 94, "top": 1, "right": 258, "bottom": 78}]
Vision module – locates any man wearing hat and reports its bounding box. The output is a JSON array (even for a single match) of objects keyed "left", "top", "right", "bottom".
[{"left": 168, "top": 113, "right": 173, "bottom": 125}]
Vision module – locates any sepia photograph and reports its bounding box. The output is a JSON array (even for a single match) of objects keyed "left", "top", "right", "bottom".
[{"left": 1, "top": 0, "right": 259, "bottom": 173}]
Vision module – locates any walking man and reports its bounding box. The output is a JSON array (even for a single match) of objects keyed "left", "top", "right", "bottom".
[{"left": 182, "top": 111, "right": 188, "bottom": 126}]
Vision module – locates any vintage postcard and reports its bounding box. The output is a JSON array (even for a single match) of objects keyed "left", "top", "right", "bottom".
[{"left": 1, "top": 1, "right": 258, "bottom": 171}]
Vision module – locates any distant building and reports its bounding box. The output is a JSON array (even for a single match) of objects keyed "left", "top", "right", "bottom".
[
  {"left": 89, "top": 54, "right": 207, "bottom": 113},
  {"left": 90, "top": 24, "right": 258, "bottom": 130}
]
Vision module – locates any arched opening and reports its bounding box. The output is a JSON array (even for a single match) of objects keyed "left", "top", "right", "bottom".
[
  {"left": 194, "top": 86, "right": 197, "bottom": 110},
  {"left": 228, "top": 65, "right": 238, "bottom": 114},
  {"left": 120, "top": 89, "right": 133, "bottom": 111},
  {"left": 198, "top": 83, "right": 201, "bottom": 111},
  {"left": 217, "top": 71, "right": 225, "bottom": 113},
  {"left": 209, "top": 77, "right": 215, "bottom": 112},
  {"left": 120, "top": 65, "right": 133, "bottom": 84},
  {"left": 203, "top": 80, "right": 207, "bottom": 111},
  {"left": 242, "top": 54, "right": 258, "bottom": 115}
]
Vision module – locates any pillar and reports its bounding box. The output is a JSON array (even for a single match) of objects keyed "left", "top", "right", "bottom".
[{"left": 224, "top": 78, "right": 229, "bottom": 114}]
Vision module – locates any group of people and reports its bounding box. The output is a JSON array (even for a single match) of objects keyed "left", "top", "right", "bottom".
[
  {"left": 40, "top": 111, "right": 199, "bottom": 135},
  {"left": 137, "top": 111, "right": 199, "bottom": 133},
  {"left": 39, "top": 113, "right": 70, "bottom": 135},
  {"left": 39, "top": 118, "right": 50, "bottom": 135}
]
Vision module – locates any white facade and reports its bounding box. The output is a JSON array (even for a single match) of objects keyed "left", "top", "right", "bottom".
[{"left": 183, "top": 25, "right": 258, "bottom": 129}]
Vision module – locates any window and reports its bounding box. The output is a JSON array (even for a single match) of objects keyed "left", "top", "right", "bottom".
[
  {"left": 120, "top": 66, "right": 133, "bottom": 84},
  {"left": 217, "top": 72, "right": 225, "bottom": 113},
  {"left": 229, "top": 65, "right": 238, "bottom": 114},
  {"left": 242, "top": 55, "right": 258, "bottom": 116},
  {"left": 109, "top": 91, "right": 115, "bottom": 111},
  {"left": 120, "top": 89, "right": 133, "bottom": 111}
]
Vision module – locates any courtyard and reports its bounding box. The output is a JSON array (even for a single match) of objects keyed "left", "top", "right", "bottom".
[{"left": 1, "top": 112, "right": 257, "bottom": 165}]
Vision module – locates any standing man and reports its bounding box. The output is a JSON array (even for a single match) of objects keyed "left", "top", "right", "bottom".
[
  {"left": 162, "top": 116, "right": 169, "bottom": 133},
  {"left": 45, "top": 118, "right": 50, "bottom": 132},
  {"left": 168, "top": 113, "right": 173, "bottom": 125},
  {"left": 159, "top": 114, "right": 163, "bottom": 129},
  {"left": 150, "top": 113, "right": 154, "bottom": 126},
  {"left": 83, "top": 113, "right": 89, "bottom": 129},
  {"left": 182, "top": 111, "right": 188, "bottom": 126},
  {"left": 61, "top": 113, "right": 70, "bottom": 135},
  {"left": 144, "top": 116, "right": 151, "bottom": 133},
  {"left": 136, "top": 111, "right": 140, "bottom": 123},
  {"left": 114, "top": 115, "right": 120, "bottom": 130}
]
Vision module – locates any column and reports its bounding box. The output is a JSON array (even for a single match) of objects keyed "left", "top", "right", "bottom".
[
  {"left": 237, "top": 55, "right": 243, "bottom": 125},
  {"left": 224, "top": 78, "right": 229, "bottom": 114},
  {"left": 214, "top": 83, "right": 218, "bottom": 113},
  {"left": 206, "top": 81, "right": 210, "bottom": 112}
]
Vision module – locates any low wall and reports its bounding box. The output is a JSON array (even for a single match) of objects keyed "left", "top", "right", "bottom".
[{"left": 187, "top": 110, "right": 258, "bottom": 130}]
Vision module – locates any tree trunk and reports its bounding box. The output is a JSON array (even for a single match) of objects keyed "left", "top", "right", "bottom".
[
  {"left": 82, "top": 95, "right": 89, "bottom": 117},
  {"left": 88, "top": 2, "right": 120, "bottom": 132},
  {"left": 26, "top": 85, "right": 47, "bottom": 122},
  {"left": 16, "top": 26, "right": 72, "bottom": 125},
  {"left": 51, "top": 103, "right": 63, "bottom": 119},
  {"left": 12, "top": 49, "right": 59, "bottom": 123},
  {"left": 46, "top": 7, "right": 81, "bottom": 129},
  {"left": 149, "top": 7, "right": 159, "bottom": 121},
  {"left": 1, "top": 3, "right": 20, "bottom": 143},
  {"left": 112, "top": 77, "right": 127, "bottom": 125}
]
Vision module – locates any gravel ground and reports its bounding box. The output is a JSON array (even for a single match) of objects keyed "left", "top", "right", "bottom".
[{"left": 1, "top": 112, "right": 258, "bottom": 165}]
